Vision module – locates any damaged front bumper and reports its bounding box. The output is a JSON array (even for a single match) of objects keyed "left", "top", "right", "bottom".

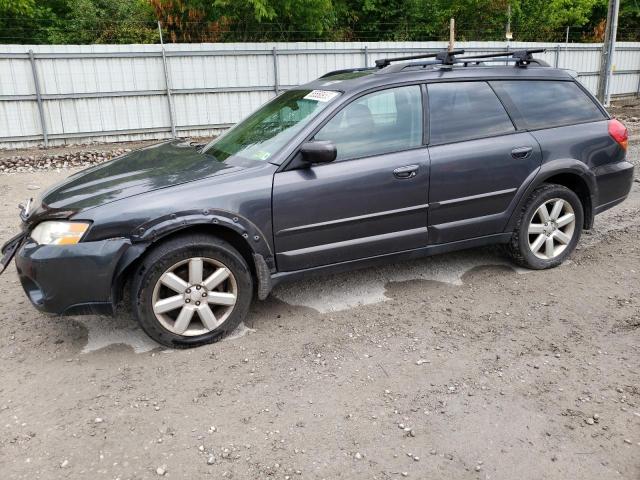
[{"left": 13, "top": 237, "right": 132, "bottom": 315}]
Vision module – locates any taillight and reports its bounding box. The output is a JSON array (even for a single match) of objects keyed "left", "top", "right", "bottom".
[{"left": 608, "top": 119, "right": 628, "bottom": 151}]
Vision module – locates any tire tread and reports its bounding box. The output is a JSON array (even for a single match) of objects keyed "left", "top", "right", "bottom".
[
  {"left": 506, "top": 183, "right": 582, "bottom": 270},
  {"left": 130, "top": 233, "right": 253, "bottom": 348}
]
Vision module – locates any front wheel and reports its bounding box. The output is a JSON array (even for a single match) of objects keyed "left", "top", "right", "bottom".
[
  {"left": 507, "top": 184, "right": 583, "bottom": 270},
  {"left": 131, "top": 234, "right": 253, "bottom": 348}
]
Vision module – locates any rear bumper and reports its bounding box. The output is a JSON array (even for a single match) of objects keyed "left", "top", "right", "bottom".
[
  {"left": 594, "top": 161, "right": 635, "bottom": 215},
  {"left": 15, "top": 238, "right": 131, "bottom": 315}
]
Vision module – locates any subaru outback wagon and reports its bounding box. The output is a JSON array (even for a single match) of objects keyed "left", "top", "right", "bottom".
[{"left": 1, "top": 49, "right": 633, "bottom": 348}]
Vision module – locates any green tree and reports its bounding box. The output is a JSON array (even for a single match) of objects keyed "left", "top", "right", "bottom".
[
  {"left": 47, "top": 0, "right": 157, "bottom": 44},
  {"left": 0, "top": 0, "right": 636, "bottom": 44},
  {"left": 0, "top": 0, "right": 156, "bottom": 44},
  {"left": 0, "top": 0, "right": 35, "bottom": 15}
]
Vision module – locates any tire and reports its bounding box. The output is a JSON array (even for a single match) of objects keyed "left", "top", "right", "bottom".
[
  {"left": 506, "top": 183, "right": 583, "bottom": 270},
  {"left": 130, "top": 233, "right": 253, "bottom": 348}
]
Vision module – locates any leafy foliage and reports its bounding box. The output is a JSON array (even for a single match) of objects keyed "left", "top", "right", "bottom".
[{"left": 1, "top": 0, "right": 638, "bottom": 44}]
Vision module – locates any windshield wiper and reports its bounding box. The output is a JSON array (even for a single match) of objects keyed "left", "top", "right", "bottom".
[{"left": 190, "top": 141, "right": 206, "bottom": 153}]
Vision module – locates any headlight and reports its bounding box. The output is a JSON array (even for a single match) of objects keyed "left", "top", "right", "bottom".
[{"left": 30, "top": 221, "right": 90, "bottom": 245}]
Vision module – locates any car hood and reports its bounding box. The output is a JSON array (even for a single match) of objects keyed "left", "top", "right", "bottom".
[{"left": 39, "top": 141, "right": 242, "bottom": 213}]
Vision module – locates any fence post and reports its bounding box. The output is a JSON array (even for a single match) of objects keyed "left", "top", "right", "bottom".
[
  {"left": 272, "top": 46, "right": 280, "bottom": 94},
  {"left": 554, "top": 44, "right": 560, "bottom": 68},
  {"left": 158, "top": 21, "right": 177, "bottom": 138},
  {"left": 28, "top": 50, "right": 48, "bottom": 148},
  {"left": 363, "top": 45, "right": 369, "bottom": 67}
]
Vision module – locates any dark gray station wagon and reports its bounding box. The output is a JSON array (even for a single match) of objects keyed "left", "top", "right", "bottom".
[{"left": 1, "top": 49, "right": 633, "bottom": 347}]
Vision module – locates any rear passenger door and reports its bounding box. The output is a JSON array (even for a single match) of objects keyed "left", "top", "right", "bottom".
[{"left": 427, "top": 81, "right": 542, "bottom": 244}]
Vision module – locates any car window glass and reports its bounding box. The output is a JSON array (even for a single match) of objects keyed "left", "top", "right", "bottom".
[
  {"left": 203, "top": 89, "right": 339, "bottom": 162},
  {"left": 428, "top": 82, "right": 514, "bottom": 145},
  {"left": 490, "top": 80, "right": 605, "bottom": 130},
  {"left": 314, "top": 85, "right": 423, "bottom": 161}
]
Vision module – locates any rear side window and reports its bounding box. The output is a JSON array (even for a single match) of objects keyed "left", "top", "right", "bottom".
[
  {"left": 428, "top": 82, "right": 515, "bottom": 145},
  {"left": 490, "top": 80, "right": 605, "bottom": 130}
]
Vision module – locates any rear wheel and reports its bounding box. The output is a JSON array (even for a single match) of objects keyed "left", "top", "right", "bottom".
[
  {"left": 507, "top": 184, "right": 583, "bottom": 270},
  {"left": 131, "top": 234, "right": 253, "bottom": 348}
]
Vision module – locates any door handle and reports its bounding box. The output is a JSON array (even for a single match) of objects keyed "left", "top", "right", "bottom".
[
  {"left": 511, "top": 146, "right": 533, "bottom": 159},
  {"left": 393, "top": 164, "right": 419, "bottom": 179}
]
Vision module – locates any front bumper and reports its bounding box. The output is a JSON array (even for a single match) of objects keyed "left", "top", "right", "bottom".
[{"left": 14, "top": 237, "right": 131, "bottom": 315}]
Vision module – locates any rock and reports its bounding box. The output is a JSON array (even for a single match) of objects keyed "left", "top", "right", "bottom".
[
  {"left": 354, "top": 452, "right": 363, "bottom": 460},
  {"left": 415, "top": 359, "right": 429, "bottom": 365},
  {"left": 156, "top": 465, "right": 167, "bottom": 476},
  {"left": 27, "top": 184, "right": 40, "bottom": 190},
  {"left": 94, "top": 417, "right": 104, "bottom": 424},
  {"left": 60, "top": 459, "right": 69, "bottom": 468},
  {"left": 623, "top": 439, "right": 632, "bottom": 445},
  {"left": 207, "top": 456, "right": 216, "bottom": 465},
  {"left": 585, "top": 418, "right": 595, "bottom": 425},
  {"left": 0, "top": 147, "right": 130, "bottom": 173}
]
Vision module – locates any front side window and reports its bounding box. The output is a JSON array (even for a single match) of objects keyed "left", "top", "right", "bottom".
[
  {"left": 490, "top": 80, "right": 605, "bottom": 130},
  {"left": 203, "top": 89, "right": 340, "bottom": 162},
  {"left": 428, "top": 82, "right": 515, "bottom": 145},
  {"left": 314, "top": 85, "right": 423, "bottom": 161}
]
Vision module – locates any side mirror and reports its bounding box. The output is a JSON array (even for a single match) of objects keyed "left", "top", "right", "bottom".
[{"left": 300, "top": 141, "right": 337, "bottom": 165}]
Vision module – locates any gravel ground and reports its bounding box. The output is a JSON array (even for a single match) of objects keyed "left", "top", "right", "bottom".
[{"left": 0, "top": 145, "right": 638, "bottom": 480}]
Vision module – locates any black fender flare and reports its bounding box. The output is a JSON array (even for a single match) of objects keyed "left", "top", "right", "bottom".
[
  {"left": 111, "top": 209, "right": 275, "bottom": 304},
  {"left": 504, "top": 159, "right": 598, "bottom": 233},
  {"left": 131, "top": 208, "right": 273, "bottom": 264}
]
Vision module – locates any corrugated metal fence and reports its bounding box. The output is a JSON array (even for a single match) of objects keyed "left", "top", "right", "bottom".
[{"left": 1, "top": 41, "right": 639, "bottom": 149}]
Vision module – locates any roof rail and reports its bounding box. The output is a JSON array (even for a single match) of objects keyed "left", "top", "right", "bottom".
[
  {"left": 319, "top": 67, "right": 376, "bottom": 78},
  {"left": 375, "top": 48, "right": 465, "bottom": 69},
  {"left": 457, "top": 48, "right": 546, "bottom": 67}
]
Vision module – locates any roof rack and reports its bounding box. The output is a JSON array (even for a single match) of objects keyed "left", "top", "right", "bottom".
[
  {"left": 375, "top": 49, "right": 465, "bottom": 69},
  {"left": 457, "top": 48, "right": 546, "bottom": 67}
]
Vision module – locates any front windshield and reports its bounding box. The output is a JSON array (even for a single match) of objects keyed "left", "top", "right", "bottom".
[{"left": 203, "top": 89, "right": 340, "bottom": 162}]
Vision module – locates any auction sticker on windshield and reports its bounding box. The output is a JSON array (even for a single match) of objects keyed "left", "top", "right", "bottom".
[{"left": 304, "top": 90, "right": 339, "bottom": 102}]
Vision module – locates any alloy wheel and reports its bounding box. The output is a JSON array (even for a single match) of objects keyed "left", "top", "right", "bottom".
[
  {"left": 151, "top": 257, "right": 238, "bottom": 336},
  {"left": 527, "top": 198, "right": 576, "bottom": 260}
]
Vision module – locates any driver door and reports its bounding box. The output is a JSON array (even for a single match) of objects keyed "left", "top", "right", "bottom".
[{"left": 272, "top": 85, "right": 430, "bottom": 272}]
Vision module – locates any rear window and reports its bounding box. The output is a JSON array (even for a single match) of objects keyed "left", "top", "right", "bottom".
[
  {"left": 428, "top": 82, "right": 515, "bottom": 145},
  {"left": 490, "top": 80, "right": 605, "bottom": 130}
]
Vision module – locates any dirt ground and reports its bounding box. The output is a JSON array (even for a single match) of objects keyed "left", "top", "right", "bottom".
[{"left": 0, "top": 145, "right": 639, "bottom": 480}]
